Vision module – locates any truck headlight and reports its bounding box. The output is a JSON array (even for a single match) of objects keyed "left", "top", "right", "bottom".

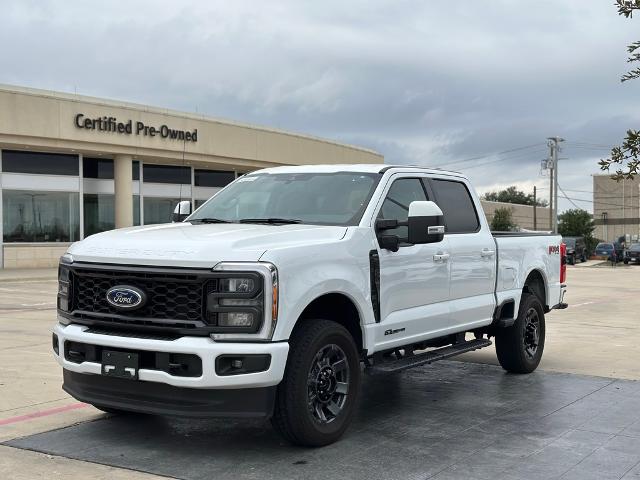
[
  {"left": 209, "top": 262, "right": 278, "bottom": 340},
  {"left": 206, "top": 272, "right": 263, "bottom": 333},
  {"left": 57, "top": 256, "right": 73, "bottom": 312}
]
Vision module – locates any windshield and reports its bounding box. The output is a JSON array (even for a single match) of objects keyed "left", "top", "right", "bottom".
[
  {"left": 189, "top": 172, "right": 381, "bottom": 226},
  {"left": 630, "top": 244, "right": 640, "bottom": 251}
]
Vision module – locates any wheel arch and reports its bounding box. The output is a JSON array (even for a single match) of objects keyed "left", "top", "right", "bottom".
[
  {"left": 523, "top": 268, "right": 548, "bottom": 310},
  {"left": 293, "top": 292, "right": 365, "bottom": 353}
]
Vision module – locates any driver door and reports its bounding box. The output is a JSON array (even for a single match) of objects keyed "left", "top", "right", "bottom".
[{"left": 373, "top": 175, "right": 451, "bottom": 351}]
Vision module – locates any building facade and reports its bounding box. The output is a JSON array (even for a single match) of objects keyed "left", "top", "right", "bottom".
[
  {"left": 481, "top": 200, "right": 551, "bottom": 231},
  {"left": 593, "top": 174, "right": 640, "bottom": 243},
  {"left": 0, "top": 85, "right": 382, "bottom": 269}
]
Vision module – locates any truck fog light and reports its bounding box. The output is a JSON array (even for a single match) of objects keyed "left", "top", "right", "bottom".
[{"left": 218, "top": 312, "right": 255, "bottom": 327}]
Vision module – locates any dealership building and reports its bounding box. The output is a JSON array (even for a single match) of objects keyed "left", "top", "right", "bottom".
[
  {"left": 0, "top": 84, "right": 382, "bottom": 269},
  {"left": 593, "top": 174, "right": 640, "bottom": 243}
]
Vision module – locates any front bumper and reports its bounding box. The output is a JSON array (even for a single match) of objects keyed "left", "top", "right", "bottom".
[
  {"left": 62, "top": 369, "right": 277, "bottom": 418},
  {"left": 53, "top": 322, "right": 289, "bottom": 389}
]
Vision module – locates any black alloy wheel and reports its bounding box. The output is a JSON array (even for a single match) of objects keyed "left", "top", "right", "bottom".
[{"left": 308, "top": 344, "right": 350, "bottom": 424}]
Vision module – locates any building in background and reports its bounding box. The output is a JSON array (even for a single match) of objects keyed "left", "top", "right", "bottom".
[
  {"left": 0, "top": 85, "right": 382, "bottom": 269},
  {"left": 481, "top": 200, "right": 551, "bottom": 231},
  {"left": 593, "top": 174, "right": 640, "bottom": 243}
]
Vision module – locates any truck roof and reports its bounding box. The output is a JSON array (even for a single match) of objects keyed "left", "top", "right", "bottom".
[{"left": 254, "top": 164, "right": 465, "bottom": 177}]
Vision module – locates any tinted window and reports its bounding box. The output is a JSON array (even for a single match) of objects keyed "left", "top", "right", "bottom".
[
  {"left": 144, "top": 197, "right": 182, "bottom": 224},
  {"left": 143, "top": 165, "right": 191, "bottom": 184},
  {"left": 194, "top": 169, "right": 235, "bottom": 187},
  {"left": 83, "top": 158, "right": 114, "bottom": 179},
  {"left": 2, "top": 150, "right": 78, "bottom": 176},
  {"left": 430, "top": 179, "right": 479, "bottom": 233},
  {"left": 2, "top": 190, "right": 80, "bottom": 242},
  {"left": 377, "top": 178, "right": 427, "bottom": 238}
]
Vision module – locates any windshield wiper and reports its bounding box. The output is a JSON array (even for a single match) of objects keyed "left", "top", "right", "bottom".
[
  {"left": 189, "top": 218, "right": 233, "bottom": 224},
  {"left": 238, "top": 218, "right": 302, "bottom": 225}
]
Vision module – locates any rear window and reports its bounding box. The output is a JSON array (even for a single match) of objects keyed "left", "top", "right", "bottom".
[
  {"left": 563, "top": 238, "right": 576, "bottom": 247},
  {"left": 597, "top": 243, "right": 613, "bottom": 250},
  {"left": 430, "top": 179, "right": 480, "bottom": 233}
]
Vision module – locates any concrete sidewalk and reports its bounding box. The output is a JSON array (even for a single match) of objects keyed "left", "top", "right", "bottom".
[{"left": 0, "top": 268, "right": 57, "bottom": 283}]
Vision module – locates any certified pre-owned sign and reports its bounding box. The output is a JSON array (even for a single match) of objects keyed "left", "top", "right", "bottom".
[{"left": 74, "top": 113, "right": 198, "bottom": 142}]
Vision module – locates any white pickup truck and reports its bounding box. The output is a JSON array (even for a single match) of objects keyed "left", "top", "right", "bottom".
[{"left": 53, "top": 164, "right": 567, "bottom": 446}]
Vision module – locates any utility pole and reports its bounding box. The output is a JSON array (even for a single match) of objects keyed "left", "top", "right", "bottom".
[
  {"left": 547, "top": 137, "right": 564, "bottom": 233},
  {"left": 533, "top": 186, "right": 537, "bottom": 230}
]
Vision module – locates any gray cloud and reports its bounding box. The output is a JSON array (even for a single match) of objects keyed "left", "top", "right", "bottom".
[{"left": 2, "top": 0, "right": 639, "bottom": 212}]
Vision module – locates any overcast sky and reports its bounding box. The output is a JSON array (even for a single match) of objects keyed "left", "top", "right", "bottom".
[{"left": 2, "top": 0, "right": 639, "bottom": 212}]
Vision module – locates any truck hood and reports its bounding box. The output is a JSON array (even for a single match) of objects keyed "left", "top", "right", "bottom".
[{"left": 67, "top": 222, "right": 348, "bottom": 268}]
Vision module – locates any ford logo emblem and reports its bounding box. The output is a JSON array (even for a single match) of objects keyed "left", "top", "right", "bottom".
[{"left": 106, "top": 285, "right": 146, "bottom": 310}]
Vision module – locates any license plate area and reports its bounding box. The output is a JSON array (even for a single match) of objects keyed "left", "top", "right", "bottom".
[{"left": 101, "top": 350, "right": 139, "bottom": 380}]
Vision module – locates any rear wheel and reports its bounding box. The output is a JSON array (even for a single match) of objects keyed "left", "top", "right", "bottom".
[
  {"left": 495, "top": 292, "right": 545, "bottom": 374},
  {"left": 271, "top": 319, "right": 360, "bottom": 447}
]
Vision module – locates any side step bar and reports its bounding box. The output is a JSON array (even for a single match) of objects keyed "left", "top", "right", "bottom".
[{"left": 366, "top": 338, "right": 492, "bottom": 375}]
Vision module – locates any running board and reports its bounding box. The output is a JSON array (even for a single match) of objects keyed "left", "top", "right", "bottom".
[{"left": 366, "top": 338, "right": 492, "bottom": 375}]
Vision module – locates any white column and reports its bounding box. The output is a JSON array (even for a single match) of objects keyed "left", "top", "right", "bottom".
[
  {"left": 0, "top": 149, "right": 3, "bottom": 269},
  {"left": 114, "top": 154, "right": 133, "bottom": 229},
  {"left": 78, "top": 154, "right": 85, "bottom": 239}
]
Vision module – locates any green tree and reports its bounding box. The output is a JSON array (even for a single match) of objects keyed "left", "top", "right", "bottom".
[
  {"left": 483, "top": 186, "right": 548, "bottom": 207},
  {"left": 490, "top": 207, "right": 517, "bottom": 231},
  {"left": 600, "top": 0, "right": 640, "bottom": 180},
  {"left": 558, "top": 209, "right": 597, "bottom": 251}
]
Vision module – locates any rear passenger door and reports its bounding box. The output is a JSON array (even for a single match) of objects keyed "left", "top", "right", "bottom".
[{"left": 428, "top": 178, "right": 496, "bottom": 331}]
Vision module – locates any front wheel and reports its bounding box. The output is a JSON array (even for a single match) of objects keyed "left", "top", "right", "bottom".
[
  {"left": 271, "top": 319, "right": 361, "bottom": 447},
  {"left": 495, "top": 292, "right": 545, "bottom": 374}
]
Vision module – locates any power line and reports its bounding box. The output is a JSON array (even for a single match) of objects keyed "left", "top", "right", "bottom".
[
  {"left": 455, "top": 149, "right": 548, "bottom": 171},
  {"left": 430, "top": 142, "right": 546, "bottom": 168},
  {"left": 558, "top": 184, "right": 581, "bottom": 210}
]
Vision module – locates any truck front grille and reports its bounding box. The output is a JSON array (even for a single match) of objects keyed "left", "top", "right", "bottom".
[{"left": 65, "top": 264, "right": 219, "bottom": 333}]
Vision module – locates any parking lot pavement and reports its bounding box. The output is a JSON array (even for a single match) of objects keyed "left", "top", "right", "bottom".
[
  {"left": 0, "top": 265, "right": 639, "bottom": 479},
  {"left": 458, "top": 264, "right": 640, "bottom": 380},
  {"left": 6, "top": 361, "right": 640, "bottom": 480}
]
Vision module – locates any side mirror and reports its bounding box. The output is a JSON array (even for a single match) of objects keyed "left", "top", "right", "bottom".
[
  {"left": 172, "top": 200, "right": 192, "bottom": 223},
  {"left": 408, "top": 201, "right": 445, "bottom": 244}
]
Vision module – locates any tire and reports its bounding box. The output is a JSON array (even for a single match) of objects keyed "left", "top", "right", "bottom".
[
  {"left": 495, "top": 292, "right": 545, "bottom": 374},
  {"left": 624, "top": 260, "right": 629, "bottom": 265},
  {"left": 271, "top": 319, "right": 361, "bottom": 447}
]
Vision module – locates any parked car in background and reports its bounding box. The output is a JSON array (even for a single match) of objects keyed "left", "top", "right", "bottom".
[
  {"left": 624, "top": 243, "right": 640, "bottom": 264},
  {"left": 595, "top": 242, "right": 624, "bottom": 262},
  {"left": 563, "top": 237, "right": 587, "bottom": 264}
]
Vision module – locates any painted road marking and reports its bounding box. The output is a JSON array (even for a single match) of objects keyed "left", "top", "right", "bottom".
[{"left": 0, "top": 403, "right": 88, "bottom": 426}]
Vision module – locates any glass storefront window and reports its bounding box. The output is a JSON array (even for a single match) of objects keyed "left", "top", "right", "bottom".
[
  {"left": 2, "top": 190, "right": 80, "bottom": 242},
  {"left": 83, "top": 194, "right": 114, "bottom": 237},
  {"left": 2, "top": 150, "right": 79, "bottom": 176},
  {"left": 143, "top": 197, "right": 181, "bottom": 225},
  {"left": 194, "top": 169, "right": 235, "bottom": 187},
  {"left": 83, "top": 194, "right": 141, "bottom": 237},
  {"left": 143, "top": 165, "right": 190, "bottom": 184}
]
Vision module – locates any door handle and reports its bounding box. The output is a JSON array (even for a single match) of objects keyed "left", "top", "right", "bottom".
[
  {"left": 433, "top": 252, "right": 450, "bottom": 263},
  {"left": 481, "top": 249, "right": 495, "bottom": 258}
]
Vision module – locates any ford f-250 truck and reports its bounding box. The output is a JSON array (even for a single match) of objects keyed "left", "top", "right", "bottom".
[{"left": 53, "top": 164, "right": 568, "bottom": 446}]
